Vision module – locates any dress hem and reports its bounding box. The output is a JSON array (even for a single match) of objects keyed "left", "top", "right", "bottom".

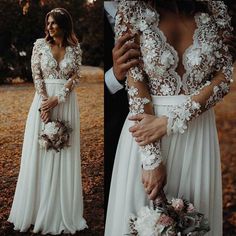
[{"left": 7, "top": 218, "right": 88, "bottom": 235}]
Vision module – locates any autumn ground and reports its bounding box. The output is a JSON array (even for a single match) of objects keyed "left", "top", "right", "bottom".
[
  {"left": 0, "top": 66, "right": 104, "bottom": 236},
  {"left": 0, "top": 66, "right": 236, "bottom": 235},
  {"left": 216, "top": 77, "right": 236, "bottom": 235}
]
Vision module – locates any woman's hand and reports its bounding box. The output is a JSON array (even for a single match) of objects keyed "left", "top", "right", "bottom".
[
  {"left": 40, "top": 110, "right": 50, "bottom": 123},
  {"left": 142, "top": 162, "right": 167, "bottom": 200},
  {"left": 129, "top": 114, "right": 168, "bottom": 146},
  {"left": 40, "top": 96, "right": 58, "bottom": 113}
]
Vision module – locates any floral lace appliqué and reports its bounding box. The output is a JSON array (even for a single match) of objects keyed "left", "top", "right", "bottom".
[
  {"left": 166, "top": 97, "right": 201, "bottom": 135},
  {"left": 116, "top": 0, "right": 233, "bottom": 170},
  {"left": 31, "top": 39, "right": 48, "bottom": 99},
  {"left": 140, "top": 141, "right": 162, "bottom": 170},
  {"left": 205, "top": 81, "right": 230, "bottom": 109},
  {"left": 128, "top": 86, "right": 150, "bottom": 115},
  {"left": 31, "top": 38, "right": 82, "bottom": 103},
  {"left": 116, "top": 0, "right": 233, "bottom": 97},
  {"left": 128, "top": 85, "right": 162, "bottom": 170}
]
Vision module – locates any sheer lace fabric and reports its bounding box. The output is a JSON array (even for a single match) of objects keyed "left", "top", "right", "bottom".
[
  {"left": 31, "top": 38, "right": 82, "bottom": 103},
  {"left": 115, "top": 0, "right": 234, "bottom": 169}
]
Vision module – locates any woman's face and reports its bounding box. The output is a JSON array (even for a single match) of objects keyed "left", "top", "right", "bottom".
[{"left": 47, "top": 15, "right": 63, "bottom": 38}]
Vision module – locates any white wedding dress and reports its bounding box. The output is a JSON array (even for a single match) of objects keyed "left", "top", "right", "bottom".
[
  {"left": 8, "top": 38, "right": 87, "bottom": 234},
  {"left": 105, "top": 1, "right": 234, "bottom": 236}
]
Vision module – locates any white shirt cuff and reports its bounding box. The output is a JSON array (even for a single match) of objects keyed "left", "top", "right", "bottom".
[{"left": 105, "top": 68, "right": 124, "bottom": 94}]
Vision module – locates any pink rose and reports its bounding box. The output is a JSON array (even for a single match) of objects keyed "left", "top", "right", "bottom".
[
  {"left": 171, "top": 198, "right": 184, "bottom": 211},
  {"left": 187, "top": 203, "right": 196, "bottom": 213},
  {"left": 157, "top": 214, "right": 174, "bottom": 226}
]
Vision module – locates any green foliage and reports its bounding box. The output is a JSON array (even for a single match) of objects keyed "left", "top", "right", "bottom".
[{"left": 0, "top": 0, "right": 103, "bottom": 83}]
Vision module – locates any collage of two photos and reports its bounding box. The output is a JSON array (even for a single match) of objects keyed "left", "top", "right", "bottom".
[{"left": 0, "top": 0, "right": 236, "bottom": 235}]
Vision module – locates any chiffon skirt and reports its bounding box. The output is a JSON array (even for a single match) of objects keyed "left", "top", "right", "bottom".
[
  {"left": 8, "top": 79, "right": 87, "bottom": 235},
  {"left": 105, "top": 95, "right": 222, "bottom": 236}
]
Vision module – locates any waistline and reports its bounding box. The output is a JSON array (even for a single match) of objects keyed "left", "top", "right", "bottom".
[
  {"left": 44, "top": 79, "right": 67, "bottom": 85},
  {"left": 151, "top": 95, "right": 187, "bottom": 106}
]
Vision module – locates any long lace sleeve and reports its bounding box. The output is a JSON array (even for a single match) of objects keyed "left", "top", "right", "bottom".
[
  {"left": 166, "top": 1, "right": 234, "bottom": 135},
  {"left": 115, "top": 1, "right": 162, "bottom": 170},
  {"left": 166, "top": 71, "right": 233, "bottom": 135},
  {"left": 31, "top": 39, "right": 48, "bottom": 99},
  {"left": 56, "top": 44, "right": 82, "bottom": 104}
]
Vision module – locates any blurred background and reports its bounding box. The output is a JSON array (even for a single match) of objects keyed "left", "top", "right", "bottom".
[{"left": 0, "top": 0, "right": 103, "bottom": 84}]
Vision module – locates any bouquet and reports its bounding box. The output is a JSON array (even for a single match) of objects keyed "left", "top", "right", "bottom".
[
  {"left": 129, "top": 193, "right": 210, "bottom": 236},
  {"left": 39, "top": 120, "right": 72, "bottom": 152}
]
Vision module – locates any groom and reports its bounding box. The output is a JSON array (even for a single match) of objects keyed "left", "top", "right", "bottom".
[{"left": 104, "top": 1, "right": 140, "bottom": 211}]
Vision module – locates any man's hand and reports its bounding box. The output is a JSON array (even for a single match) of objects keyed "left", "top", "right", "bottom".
[
  {"left": 113, "top": 32, "right": 140, "bottom": 81},
  {"left": 129, "top": 114, "right": 168, "bottom": 146},
  {"left": 142, "top": 163, "right": 167, "bottom": 200}
]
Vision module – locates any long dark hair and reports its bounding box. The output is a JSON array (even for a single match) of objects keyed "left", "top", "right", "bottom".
[
  {"left": 143, "top": 0, "right": 209, "bottom": 15},
  {"left": 45, "top": 8, "right": 78, "bottom": 47}
]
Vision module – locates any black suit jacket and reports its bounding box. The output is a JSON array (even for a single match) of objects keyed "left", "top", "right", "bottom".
[{"left": 104, "top": 11, "right": 129, "bottom": 210}]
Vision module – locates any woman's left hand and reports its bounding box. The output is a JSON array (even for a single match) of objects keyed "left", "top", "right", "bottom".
[
  {"left": 40, "top": 96, "right": 58, "bottom": 113},
  {"left": 40, "top": 110, "right": 50, "bottom": 123},
  {"left": 142, "top": 162, "right": 167, "bottom": 200},
  {"left": 129, "top": 114, "right": 168, "bottom": 146}
]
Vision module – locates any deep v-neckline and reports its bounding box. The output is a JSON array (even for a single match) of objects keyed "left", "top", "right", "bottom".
[
  {"left": 149, "top": 4, "right": 201, "bottom": 80},
  {"left": 158, "top": 15, "right": 199, "bottom": 79},
  {"left": 47, "top": 43, "right": 68, "bottom": 70}
]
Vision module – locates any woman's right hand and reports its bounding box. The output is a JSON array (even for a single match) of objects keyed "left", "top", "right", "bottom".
[
  {"left": 142, "top": 162, "right": 167, "bottom": 200},
  {"left": 40, "top": 110, "right": 50, "bottom": 123}
]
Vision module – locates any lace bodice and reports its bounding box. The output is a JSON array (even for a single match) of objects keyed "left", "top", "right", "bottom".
[
  {"left": 115, "top": 0, "right": 234, "bottom": 170},
  {"left": 115, "top": 0, "right": 233, "bottom": 96},
  {"left": 31, "top": 38, "right": 82, "bottom": 103}
]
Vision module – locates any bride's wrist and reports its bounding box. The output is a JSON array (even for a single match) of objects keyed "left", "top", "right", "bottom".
[{"left": 51, "top": 96, "right": 59, "bottom": 105}]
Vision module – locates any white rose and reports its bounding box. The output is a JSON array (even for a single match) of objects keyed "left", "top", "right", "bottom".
[
  {"left": 44, "top": 122, "right": 59, "bottom": 138},
  {"left": 135, "top": 207, "right": 161, "bottom": 236},
  {"left": 171, "top": 198, "right": 184, "bottom": 211}
]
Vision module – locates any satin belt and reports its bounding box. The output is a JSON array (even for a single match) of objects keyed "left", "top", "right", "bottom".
[
  {"left": 151, "top": 95, "right": 187, "bottom": 106},
  {"left": 44, "top": 79, "right": 67, "bottom": 84}
]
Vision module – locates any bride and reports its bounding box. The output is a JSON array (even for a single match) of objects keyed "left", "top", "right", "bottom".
[
  {"left": 105, "top": 0, "right": 234, "bottom": 235},
  {"left": 8, "top": 8, "right": 87, "bottom": 234}
]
